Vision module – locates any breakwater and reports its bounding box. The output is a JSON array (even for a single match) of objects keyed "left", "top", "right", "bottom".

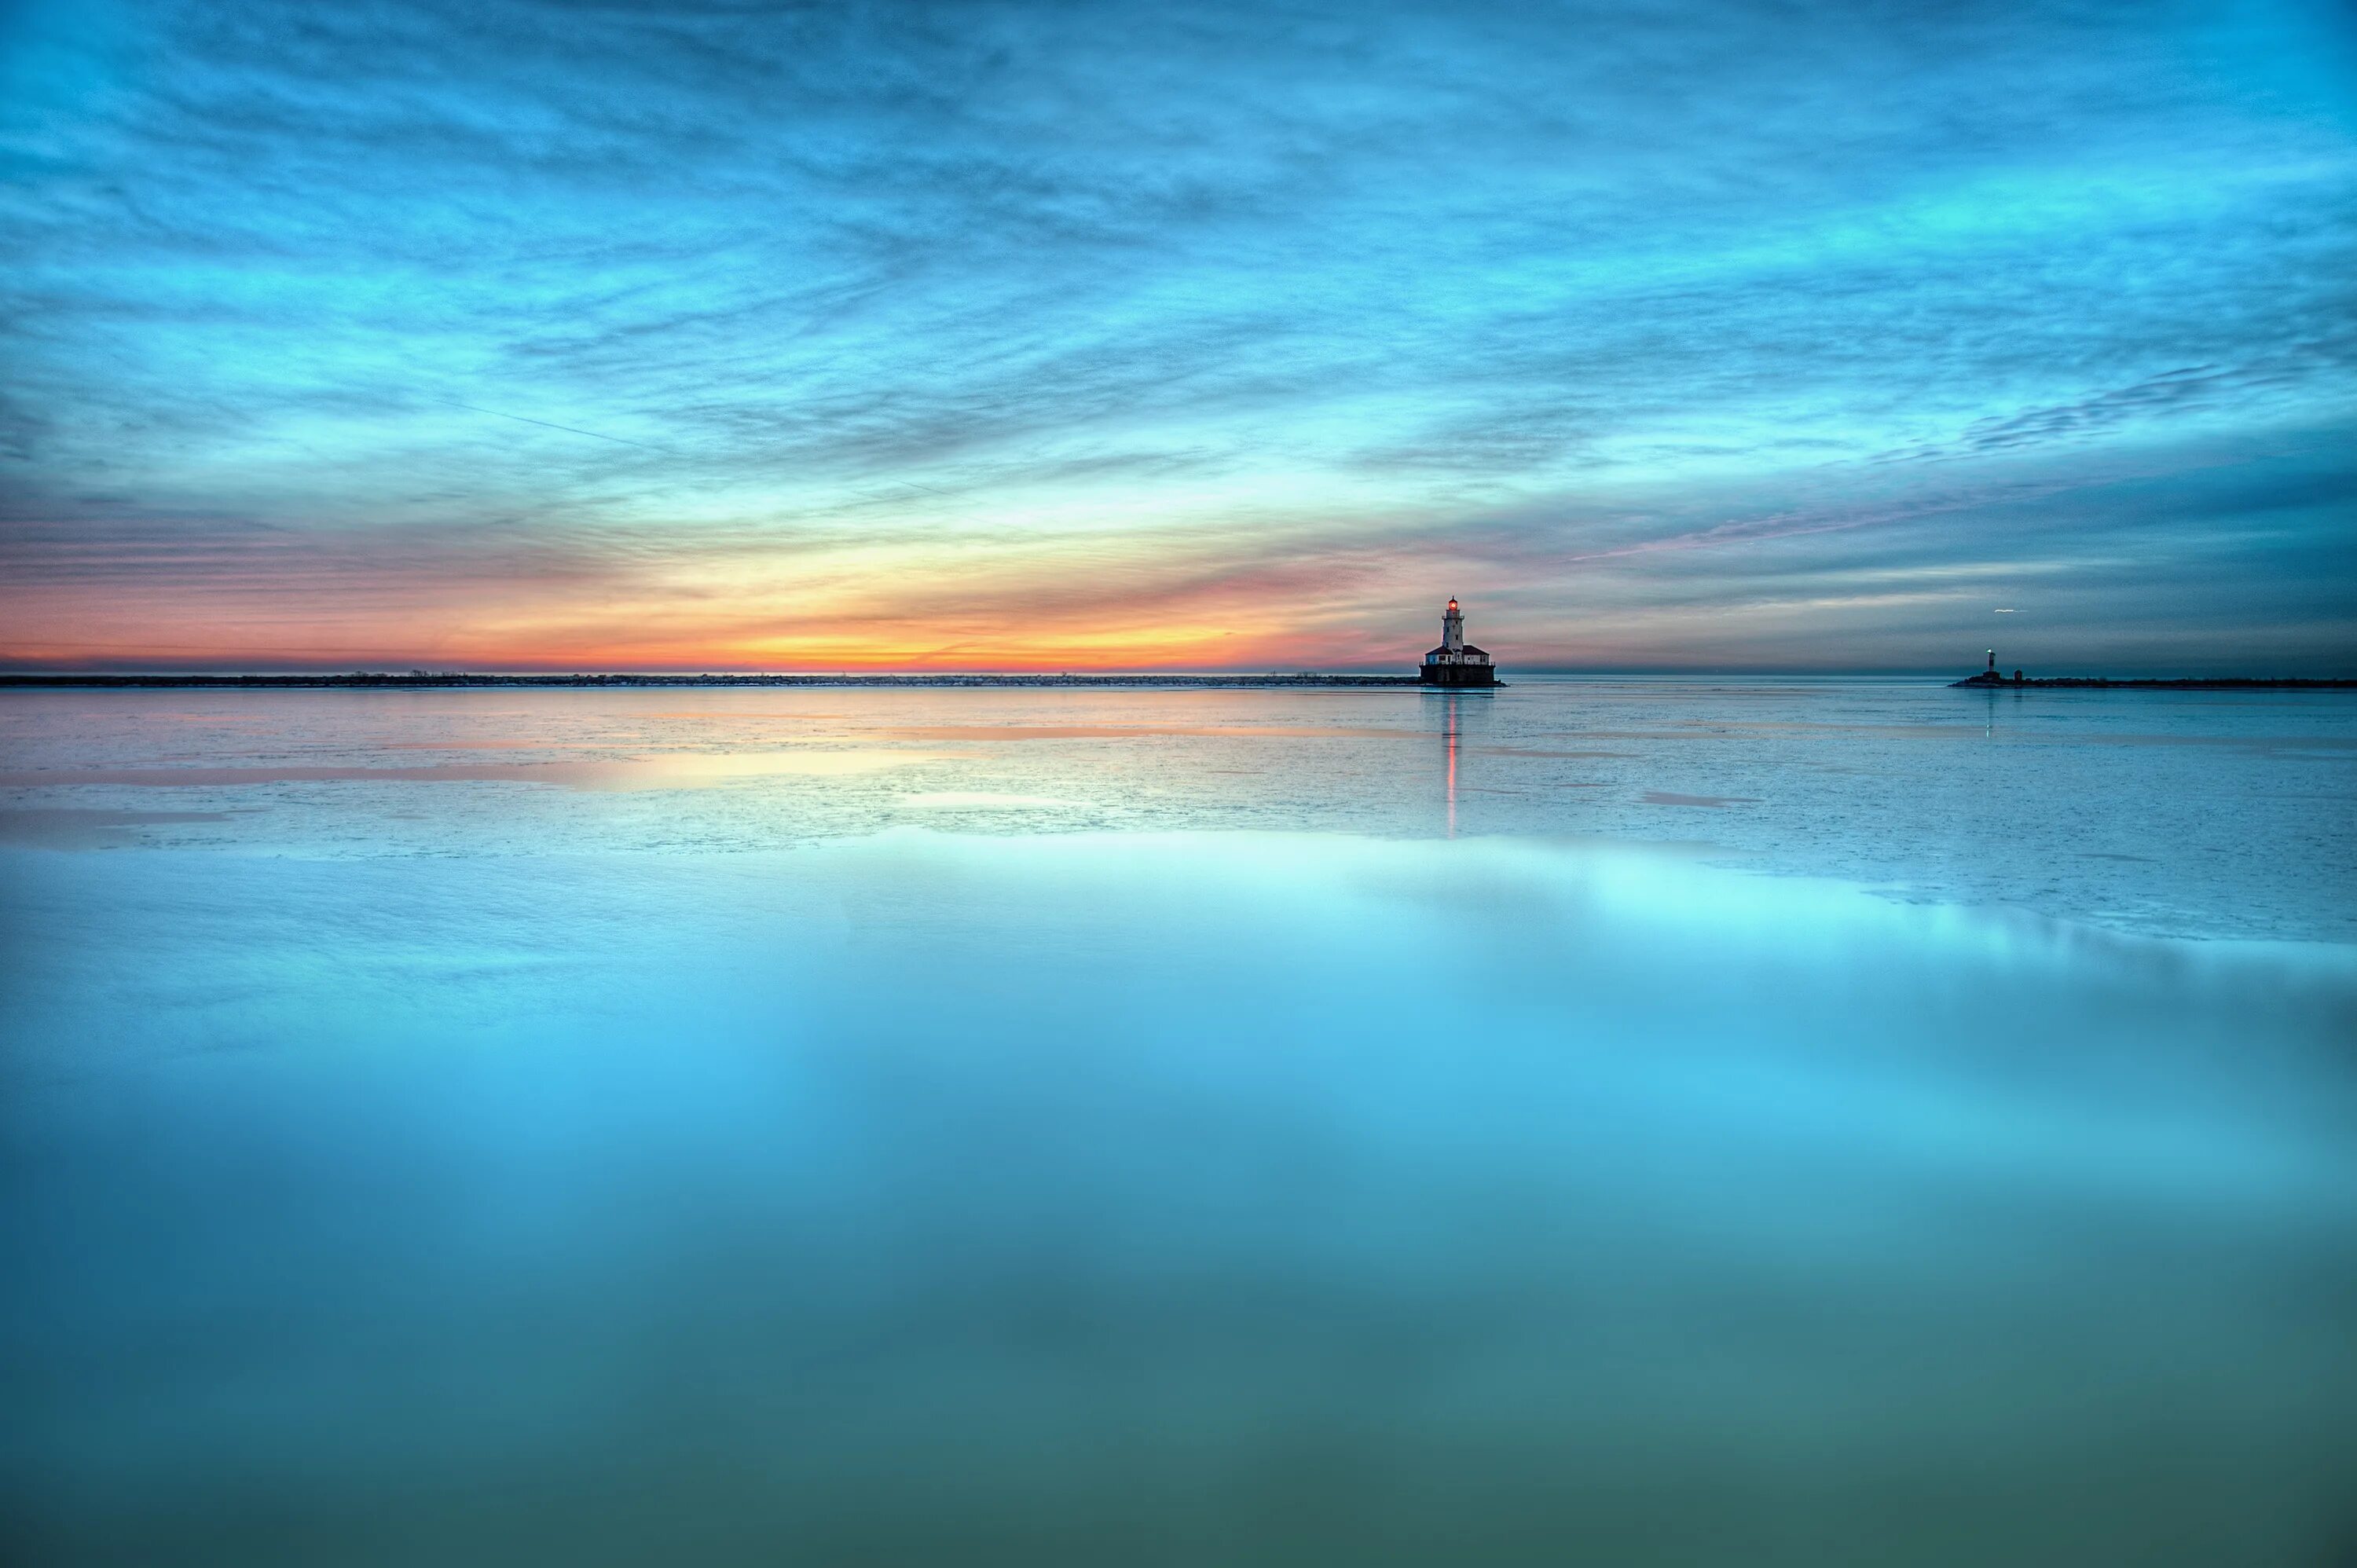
[{"left": 1951, "top": 674, "right": 2357, "bottom": 690}]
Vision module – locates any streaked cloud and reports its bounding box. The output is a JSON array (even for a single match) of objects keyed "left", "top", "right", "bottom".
[{"left": 2, "top": 0, "right": 2353, "bottom": 669}]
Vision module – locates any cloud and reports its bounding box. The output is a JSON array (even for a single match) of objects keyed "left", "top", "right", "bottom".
[{"left": 2, "top": 0, "right": 2355, "bottom": 668}]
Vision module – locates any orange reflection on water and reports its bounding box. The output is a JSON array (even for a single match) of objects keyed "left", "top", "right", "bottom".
[{"left": 1446, "top": 695, "right": 1457, "bottom": 837}]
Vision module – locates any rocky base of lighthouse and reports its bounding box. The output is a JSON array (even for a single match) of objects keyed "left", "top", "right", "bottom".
[{"left": 1420, "top": 662, "right": 1500, "bottom": 688}]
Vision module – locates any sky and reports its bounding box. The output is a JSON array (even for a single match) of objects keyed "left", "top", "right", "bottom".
[{"left": 2, "top": 0, "right": 2354, "bottom": 672}]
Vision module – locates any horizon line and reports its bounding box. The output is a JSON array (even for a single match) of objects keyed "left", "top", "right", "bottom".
[{"left": 4, "top": 662, "right": 2352, "bottom": 682}]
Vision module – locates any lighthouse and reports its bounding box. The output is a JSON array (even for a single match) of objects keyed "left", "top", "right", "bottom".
[{"left": 1420, "top": 598, "right": 1500, "bottom": 687}]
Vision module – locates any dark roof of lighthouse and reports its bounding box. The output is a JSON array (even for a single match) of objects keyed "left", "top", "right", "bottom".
[{"left": 1427, "top": 643, "right": 1489, "bottom": 658}]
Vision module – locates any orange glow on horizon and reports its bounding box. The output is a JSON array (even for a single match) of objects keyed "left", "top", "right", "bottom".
[
  {"left": 0, "top": 606, "right": 1429, "bottom": 674},
  {"left": 0, "top": 550, "right": 1453, "bottom": 672}
]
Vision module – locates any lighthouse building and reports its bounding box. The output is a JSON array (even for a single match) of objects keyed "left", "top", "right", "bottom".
[{"left": 1420, "top": 599, "right": 1500, "bottom": 687}]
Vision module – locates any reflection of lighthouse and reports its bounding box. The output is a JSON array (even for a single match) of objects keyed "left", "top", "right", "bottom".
[
  {"left": 1444, "top": 694, "right": 1457, "bottom": 836},
  {"left": 1420, "top": 598, "right": 1500, "bottom": 687}
]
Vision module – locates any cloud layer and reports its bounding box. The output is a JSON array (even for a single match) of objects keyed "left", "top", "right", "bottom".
[{"left": 4, "top": 0, "right": 2354, "bottom": 669}]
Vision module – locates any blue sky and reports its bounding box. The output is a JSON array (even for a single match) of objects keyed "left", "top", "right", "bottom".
[{"left": 3, "top": 0, "right": 2354, "bottom": 669}]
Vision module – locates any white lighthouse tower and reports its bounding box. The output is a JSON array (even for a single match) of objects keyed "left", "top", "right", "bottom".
[{"left": 1420, "top": 598, "right": 1498, "bottom": 687}]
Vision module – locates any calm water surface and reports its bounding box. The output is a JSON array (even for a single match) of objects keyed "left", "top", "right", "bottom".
[{"left": 3, "top": 680, "right": 2355, "bottom": 1565}]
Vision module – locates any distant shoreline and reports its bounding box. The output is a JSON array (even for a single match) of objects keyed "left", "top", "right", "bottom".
[
  {"left": 1948, "top": 676, "right": 2357, "bottom": 691},
  {"left": 0, "top": 672, "right": 1432, "bottom": 691}
]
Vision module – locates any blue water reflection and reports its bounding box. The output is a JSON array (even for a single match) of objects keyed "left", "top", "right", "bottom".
[
  {"left": 5, "top": 680, "right": 2354, "bottom": 938},
  {"left": 5, "top": 818, "right": 2355, "bottom": 1564}
]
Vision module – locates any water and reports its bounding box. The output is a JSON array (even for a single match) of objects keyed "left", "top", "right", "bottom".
[{"left": 3, "top": 680, "right": 2355, "bottom": 1565}]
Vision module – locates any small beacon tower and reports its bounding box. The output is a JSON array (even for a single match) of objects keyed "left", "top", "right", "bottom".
[{"left": 1420, "top": 598, "right": 1500, "bottom": 687}]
